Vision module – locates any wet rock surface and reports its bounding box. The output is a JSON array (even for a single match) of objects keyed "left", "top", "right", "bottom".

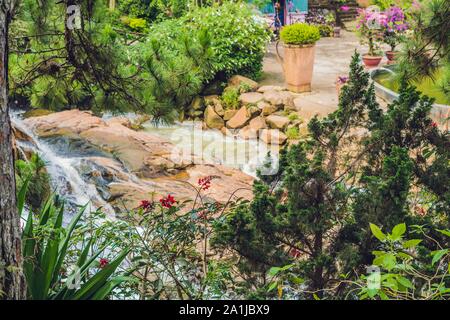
[{"left": 23, "top": 110, "right": 254, "bottom": 211}]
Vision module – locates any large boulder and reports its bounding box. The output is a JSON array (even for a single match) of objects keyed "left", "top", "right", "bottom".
[
  {"left": 226, "top": 106, "right": 250, "bottom": 129},
  {"left": 22, "top": 110, "right": 105, "bottom": 138},
  {"left": 266, "top": 115, "right": 290, "bottom": 130},
  {"left": 106, "top": 116, "right": 132, "bottom": 128},
  {"left": 239, "top": 92, "right": 264, "bottom": 105},
  {"left": 204, "top": 105, "right": 224, "bottom": 130},
  {"left": 227, "top": 75, "right": 258, "bottom": 91},
  {"left": 259, "top": 129, "right": 287, "bottom": 145}
]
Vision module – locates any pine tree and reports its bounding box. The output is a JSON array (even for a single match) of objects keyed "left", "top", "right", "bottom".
[
  {"left": 212, "top": 52, "right": 379, "bottom": 297},
  {"left": 212, "top": 52, "right": 450, "bottom": 298}
]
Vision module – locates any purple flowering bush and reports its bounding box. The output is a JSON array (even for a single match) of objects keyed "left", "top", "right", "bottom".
[
  {"left": 382, "top": 6, "right": 408, "bottom": 51},
  {"left": 356, "top": 6, "right": 409, "bottom": 55}
]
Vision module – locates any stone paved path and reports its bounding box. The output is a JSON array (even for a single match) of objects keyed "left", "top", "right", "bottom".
[{"left": 260, "top": 30, "right": 387, "bottom": 120}]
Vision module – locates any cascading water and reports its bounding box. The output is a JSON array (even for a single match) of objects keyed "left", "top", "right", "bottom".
[
  {"left": 142, "top": 121, "right": 280, "bottom": 178},
  {"left": 11, "top": 111, "right": 115, "bottom": 220}
]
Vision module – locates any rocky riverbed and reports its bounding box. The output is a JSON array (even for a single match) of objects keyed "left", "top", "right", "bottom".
[{"left": 14, "top": 110, "right": 254, "bottom": 214}]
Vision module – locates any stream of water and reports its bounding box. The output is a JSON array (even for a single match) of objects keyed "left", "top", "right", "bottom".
[
  {"left": 11, "top": 111, "right": 116, "bottom": 220},
  {"left": 12, "top": 111, "right": 279, "bottom": 219},
  {"left": 142, "top": 120, "right": 280, "bottom": 177}
]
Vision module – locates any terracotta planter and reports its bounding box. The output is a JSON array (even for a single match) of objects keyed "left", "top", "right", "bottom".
[
  {"left": 333, "top": 27, "right": 341, "bottom": 38},
  {"left": 362, "top": 54, "right": 382, "bottom": 68},
  {"left": 282, "top": 44, "right": 316, "bottom": 93},
  {"left": 385, "top": 50, "right": 399, "bottom": 63}
]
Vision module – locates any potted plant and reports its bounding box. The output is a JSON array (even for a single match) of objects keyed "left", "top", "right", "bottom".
[
  {"left": 382, "top": 6, "right": 408, "bottom": 64},
  {"left": 356, "top": 8, "right": 384, "bottom": 67},
  {"left": 278, "top": 23, "right": 321, "bottom": 92},
  {"left": 325, "top": 13, "right": 340, "bottom": 37}
]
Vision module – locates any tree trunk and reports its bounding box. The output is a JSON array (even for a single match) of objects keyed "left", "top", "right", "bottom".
[{"left": 0, "top": 1, "right": 26, "bottom": 300}]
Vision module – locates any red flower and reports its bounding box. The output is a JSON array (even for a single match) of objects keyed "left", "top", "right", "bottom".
[
  {"left": 197, "top": 210, "right": 208, "bottom": 220},
  {"left": 160, "top": 194, "right": 176, "bottom": 208},
  {"left": 99, "top": 258, "right": 109, "bottom": 268},
  {"left": 139, "top": 200, "right": 154, "bottom": 211},
  {"left": 289, "top": 248, "right": 301, "bottom": 259},
  {"left": 431, "top": 121, "right": 438, "bottom": 128},
  {"left": 198, "top": 176, "right": 212, "bottom": 191}
]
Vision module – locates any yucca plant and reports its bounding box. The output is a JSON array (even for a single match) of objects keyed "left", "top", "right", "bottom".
[{"left": 19, "top": 186, "right": 130, "bottom": 300}]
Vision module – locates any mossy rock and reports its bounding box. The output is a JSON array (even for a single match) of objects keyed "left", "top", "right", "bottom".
[{"left": 23, "top": 109, "right": 54, "bottom": 118}]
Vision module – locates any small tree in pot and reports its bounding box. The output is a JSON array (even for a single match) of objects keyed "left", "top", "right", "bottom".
[
  {"left": 279, "top": 23, "right": 320, "bottom": 92},
  {"left": 356, "top": 7, "right": 384, "bottom": 67}
]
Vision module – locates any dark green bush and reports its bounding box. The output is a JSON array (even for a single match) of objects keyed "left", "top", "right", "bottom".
[
  {"left": 145, "top": 3, "right": 271, "bottom": 80},
  {"left": 280, "top": 23, "right": 321, "bottom": 45}
]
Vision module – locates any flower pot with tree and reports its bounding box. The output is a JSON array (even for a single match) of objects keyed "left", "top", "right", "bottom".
[
  {"left": 356, "top": 7, "right": 384, "bottom": 67},
  {"left": 278, "top": 23, "right": 321, "bottom": 92}
]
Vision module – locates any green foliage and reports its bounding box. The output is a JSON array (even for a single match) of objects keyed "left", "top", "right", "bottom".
[
  {"left": 19, "top": 193, "right": 130, "bottom": 300},
  {"left": 15, "top": 153, "right": 50, "bottom": 211},
  {"left": 10, "top": 0, "right": 142, "bottom": 113},
  {"left": 280, "top": 23, "right": 321, "bottom": 45},
  {"left": 181, "top": 2, "right": 271, "bottom": 79},
  {"left": 121, "top": 16, "right": 148, "bottom": 32},
  {"left": 211, "top": 51, "right": 450, "bottom": 299},
  {"left": 358, "top": 224, "right": 450, "bottom": 300},
  {"left": 285, "top": 126, "right": 300, "bottom": 140},
  {"left": 287, "top": 112, "right": 300, "bottom": 121},
  {"left": 133, "top": 28, "right": 214, "bottom": 122},
  {"left": 118, "top": 0, "right": 189, "bottom": 22},
  {"left": 396, "top": 0, "right": 450, "bottom": 100},
  {"left": 221, "top": 87, "right": 240, "bottom": 110},
  {"left": 317, "top": 24, "right": 334, "bottom": 37}
]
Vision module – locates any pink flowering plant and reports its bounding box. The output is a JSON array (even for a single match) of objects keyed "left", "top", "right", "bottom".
[
  {"left": 382, "top": 6, "right": 408, "bottom": 51},
  {"left": 356, "top": 7, "right": 386, "bottom": 56}
]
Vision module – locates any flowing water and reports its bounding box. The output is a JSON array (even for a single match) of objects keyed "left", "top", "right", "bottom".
[
  {"left": 12, "top": 112, "right": 279, "bottom": 221},
  {"left": 142, "top": 120, "right": 280, "bottom": 178},
  {"left": 11, "top": 111, "right": 116, "bottom": 220}
]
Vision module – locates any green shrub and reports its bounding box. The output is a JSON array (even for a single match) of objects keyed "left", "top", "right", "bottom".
[
  {"left": 148, "top": 3, "right": 271, "bottom": 80},
  {"left": 280, "top": 23, "right": 321, "bottom": 45},
  {"left": 18, "top": 190, "right": 130, "bottom": 300},
  {"left": 15, "top": 153, "right": 50, "bottom": 211},
  {"left": 184, "top": 2, "right": 271, "bottom": 79},
  {"left": 127, "top": 17, "right": 148, "bottom": 31},
  {"left": 288, "top": 112, "right": 300, "bottom": 121},
  {"left": 317, "top": 24, "right": 333, "bottom": 37},
  {"left": 221, "top": 87, "right": 240, "bottom": 110},
  {"left": 285, "top": 126, "right": 300, "bottom": 139}
]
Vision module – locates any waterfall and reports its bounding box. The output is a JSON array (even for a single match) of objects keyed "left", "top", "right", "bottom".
[{"left": 11, "top": 111, "right": 115, "bottom": 220}]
